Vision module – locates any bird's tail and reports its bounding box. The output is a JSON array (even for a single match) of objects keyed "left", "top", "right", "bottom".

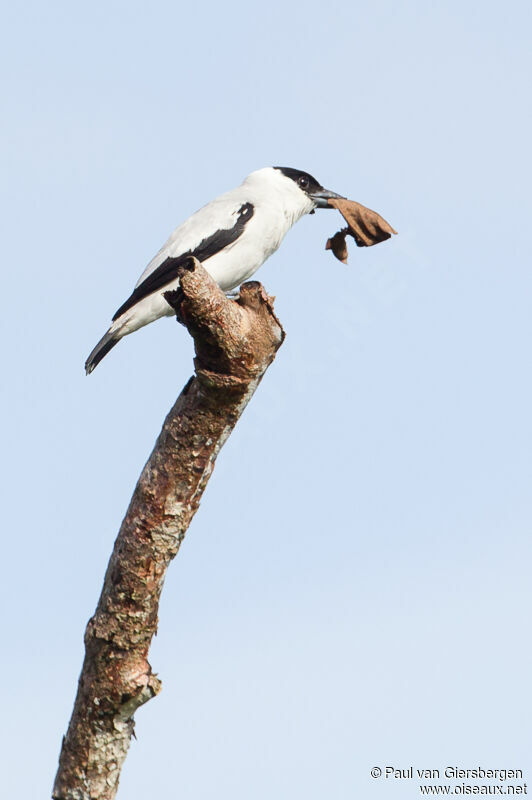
[{"left": 85, "top": 328, "right": 121, "bottom": 375}]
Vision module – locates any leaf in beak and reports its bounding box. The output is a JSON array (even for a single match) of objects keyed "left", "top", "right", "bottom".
[{"left": 325, "top": 198, "right": 397, "bottom": 261}]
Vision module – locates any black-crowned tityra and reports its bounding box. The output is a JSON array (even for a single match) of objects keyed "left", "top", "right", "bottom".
[{"left": 85, "top": 166, "right": 343, "bottom": 374}]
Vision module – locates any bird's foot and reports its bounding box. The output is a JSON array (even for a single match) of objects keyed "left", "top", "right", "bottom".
[{"left": 163, "top": 287, "right": 187, "bottom": 325}]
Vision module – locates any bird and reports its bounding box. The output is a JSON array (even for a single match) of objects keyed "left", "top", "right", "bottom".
[{"left": 85, "top": 166, "right": 343, "bottom": 374}]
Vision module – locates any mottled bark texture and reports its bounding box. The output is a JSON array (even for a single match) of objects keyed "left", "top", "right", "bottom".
[{"left": 53, "top": 258, "right": 285, "bottom": 800}]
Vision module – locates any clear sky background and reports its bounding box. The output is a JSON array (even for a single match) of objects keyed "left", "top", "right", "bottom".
[{"left": 2, "top": 1, "right": 531, "bottom": 798}]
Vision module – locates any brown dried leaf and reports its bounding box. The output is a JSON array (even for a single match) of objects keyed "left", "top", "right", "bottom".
[
  {"left": 325, "top": 229, "right": 349, "bottom": 263},
  {"left": 327, "top": 197, "right": 397, "bottom": 249}
]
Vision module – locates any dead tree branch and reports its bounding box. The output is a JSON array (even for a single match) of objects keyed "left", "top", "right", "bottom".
[{"left": 53, "top": 258, "right": 285, "bottom": 800}]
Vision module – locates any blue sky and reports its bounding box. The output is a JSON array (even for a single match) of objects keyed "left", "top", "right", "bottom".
[{"left": 2, "top": 1, "right": 531, "bottom": 798}]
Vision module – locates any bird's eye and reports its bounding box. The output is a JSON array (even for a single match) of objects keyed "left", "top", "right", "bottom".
[{"left": 298, "top": 176, "right": 309, "bottom": 189}]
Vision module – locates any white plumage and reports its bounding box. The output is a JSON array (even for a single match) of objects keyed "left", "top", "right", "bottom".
[{"left": 85, "top": 166, "right": 342, "bottom": 373}]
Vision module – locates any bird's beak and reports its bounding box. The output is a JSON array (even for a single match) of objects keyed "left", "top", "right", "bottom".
[{"left": 310, "top": 188, "right": 346, "bottom": 208}]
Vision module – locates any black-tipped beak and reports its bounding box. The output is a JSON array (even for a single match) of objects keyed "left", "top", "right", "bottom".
[{"left": 310, "top": 188, "right": 345, "bottom": 208}]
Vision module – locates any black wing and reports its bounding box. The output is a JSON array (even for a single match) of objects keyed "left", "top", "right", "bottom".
[{"left": 112, "top": 202, "right": 255, "bottom": 321}]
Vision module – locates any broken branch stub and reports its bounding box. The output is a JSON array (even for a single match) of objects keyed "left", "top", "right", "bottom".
[
  {"left": 325, "top": 197, "right": 397, "bottom": 263},
  {"left": 53, "top": 258, "right": 285, "bottom": 800},
  {"left": 164, "top": 259, "right": 285, "bottom": 383}
]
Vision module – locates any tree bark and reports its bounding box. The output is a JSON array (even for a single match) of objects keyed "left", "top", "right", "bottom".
[{"left": 53, "top": 258, "right": 285, "bottom": 800}]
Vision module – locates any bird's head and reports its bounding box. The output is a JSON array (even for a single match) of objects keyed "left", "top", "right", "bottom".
[
  {"left": 273, "top": 166, "right": 345, "bottom": 209},
  {"left": 243, "top": 167, "right": 344, "bottom": 221}
]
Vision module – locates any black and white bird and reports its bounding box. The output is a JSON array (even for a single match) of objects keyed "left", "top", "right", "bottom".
[{"left": 85, "top": 166, "right": 343, "bottom": 374}]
